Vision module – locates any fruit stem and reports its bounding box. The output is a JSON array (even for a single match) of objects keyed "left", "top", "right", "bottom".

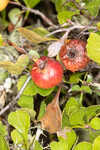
[
  {"left": 38, "top": 60, "right": 47, "bottom": 70},
  {"left": 52, "top": 86, "right": 62, "bottom": 105}
]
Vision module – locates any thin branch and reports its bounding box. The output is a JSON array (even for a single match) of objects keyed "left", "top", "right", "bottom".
[
  {"left": 8, "top": 40, "right": 27, "bottom": 54},
  {"left": 9, "top": 1, "right": 56, "bottom": 27},
  {"left": 89, "top": 82, "right": 100, "bottom": 89},
  {"left": 46, "top": 24, "right": 97, "bottom": 40},
  {"left": 61, "top": 25, "right": 97, "bottom": 40},
  {"left": 83, "top": 81, "right": 100, "bottom": 92},
  {"left": 0, "top": 75, "right": 31, "bottom": 116},
  {"left": 32, "top": 128, "right": 43, "bottom": 149},
  {"left": 46, "top": 28, "right": 69, "bottom": 37}
]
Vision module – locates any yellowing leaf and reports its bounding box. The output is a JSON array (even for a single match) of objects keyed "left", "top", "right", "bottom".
[
  {"left": 90, "top": 117, "right": 100, "bottom": 130},
  {"left": 18, "top": 27, "right": 57, "bottom": 44},
  {"left": 93, "top": 136, "right": 100, "bottom": 150},
  {"left": 34, "top": 141, "right": 42, "bottom": 150},
  {"left": 0, "top": 135, "right": 10, "bottom": 150},
  {"left": 11, "top": 129, "right": 24, "bottom": 145},
  {"left": 87, "top": 33, "right": 100, "bottom": 64},
  {"left": 0, "top": 54, "right": 29, "bottom": 75},
  {"left": 0, "top": 0, "right": 9, "bottom": 11},
  {"left": 0, "top": 34, "right": 3, "bottom": 46},
  {"left": 74, "top": 142, "right": 92, "bottom": 150}
]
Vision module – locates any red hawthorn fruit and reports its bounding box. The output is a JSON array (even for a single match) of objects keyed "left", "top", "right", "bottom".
[
  {"left": 59, "top": 39, "right": 90, "bottom": 72},
  {"left": 31, "top": 56, "right": 63, "bottom": 89}
]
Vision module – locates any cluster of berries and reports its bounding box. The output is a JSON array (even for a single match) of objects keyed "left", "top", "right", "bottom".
[{"left": 31, "top": 39, "right": 89, "bottom": 89}]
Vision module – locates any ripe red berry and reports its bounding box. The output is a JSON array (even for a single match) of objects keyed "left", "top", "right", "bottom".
[
  {"left": 31, "top": 56, "right": 63, "bottom": 89},
  {"left": 60, "top": 39, "right": 90, "bottom": 72}
]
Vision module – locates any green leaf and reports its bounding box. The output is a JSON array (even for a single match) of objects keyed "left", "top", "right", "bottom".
[
  {"left": 86, "top": 74, "right": 93, "bottom": 83},
  {"left": 37, "top": 86, "right": 54, "bottom": 96},
  {"left": 69, "top": 108, "right": 86, "bottom": 126},
  {"left": 57, "top": 10, "right": 76, "bottom": 24},
  {"left": 18, "top": 27, "right": 57, "bottom": 44},
  {"left": 89, "top": 130, "right": 100, "bottom": 143},
  {"left": 0, "top": 135, "right": 10, "bottom": 150},
  {"left": 17, "top": 75, "right": 37, "bottom": 96},
  {"left": 0, "top": 55, "right": 29, "bottom": 75},
  {"left": 87, "top": 33, "right": 100, "bottom": 64},
  {"left": 64, "top": 97, "right": 80, "bottom": 116},
  {"left": 8, "top": 8, "right": 22, "bottom": 26},
  {"left": 8, "top": 110, "right": 30, "bottom": 143},
  {"left": 17, "top": 75, "right": 54, "bottom": 97},
  {"left": 38, "top": 101, "right": 46, "bottom": 120},
  {"left": 86, "top": 105, "right": 100, "bottom": 122},
  {"left": 97, "top": 22, "right": 100, "bottom": 30},
  {"left": 23, "top": 0, "right": 40, "bottom": 8},
  {"left": 33, "top": 27, "right": 54, "bottom": 37},
  {"left": 74, "top": 142, "right": 92, "bottom": 150},
  {"left": 86, "top": 0, "right": 100, "bottom": 17},
  {"left": 93, "top": 136, "right": 100, "bottom": 150},
  {"left": 90, "top": 117, "right": 100, "bottom": 130},
  {"left": 76, "top": 0, "right": 81, "bottom": 2},
  {"left": 69, "top": 72, "right": 84, "bottom": 84},
  {"left": 0, "top": 68, "right": 8, "bottom": 84},
  {"left": 21, "top": 108, "right": 36, "bottom": 121},
  {"left": 50, "top": 139, "right": 68, "bottom": 150},
  {"left": 50, "top": 128, "right": 76, "bottom": 150},
  {"left": 62, "top": 111, "right": 70, "bottom": 128},
  {"left": 0, "top": 121, "right": 7, "bottom": 136},
  {"left": 53, "top": 0, "right": 67, "bottom": 12},
  {"left": 81, "top": 85, "right": 92, "bottom": 94},
  {"left": 34, "top": 141, "right": 43, "bottom": 150},
  {"left": 11, "top": 129, "right": 24, "bottom": 145},
  {"left": 63, "top": 128, "right": 76, "bottom": 150},
  {"left": 18, "top": 95, "right": 33, "bottom": 109},
  {"left": 71, "top": 85, "right": 81, "bottom": 92}
]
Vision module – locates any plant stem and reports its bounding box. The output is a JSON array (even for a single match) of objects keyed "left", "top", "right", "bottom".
[
  {"left": 0, "top": 75, "right": 31, "bottom": 116},
  {"left": 79, "top": 91, "right": 83, "bottom": 106}
]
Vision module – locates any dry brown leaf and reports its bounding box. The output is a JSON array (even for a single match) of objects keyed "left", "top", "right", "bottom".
[
  {"left": 0, "top": 87, "right": 6, "bottom": 109},
  {"left": 48, "top": 40, "right": 64, "bottom": 57},
  {"left": 40, "top": 86, "right": 62, "bottom": 133}
]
